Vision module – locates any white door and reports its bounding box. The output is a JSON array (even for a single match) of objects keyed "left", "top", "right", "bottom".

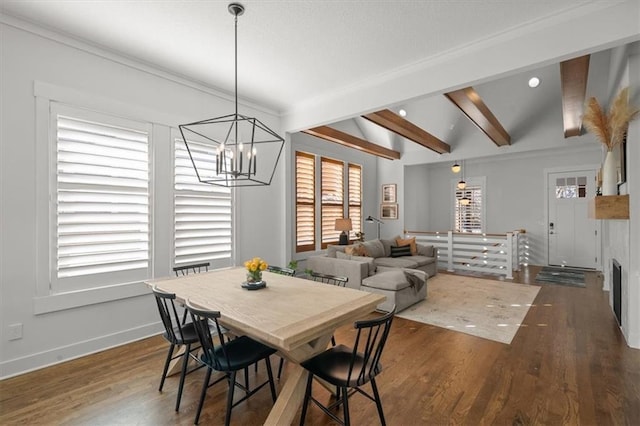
[{"left": 547, "top": 170, "right": 599, "bottom": 269}]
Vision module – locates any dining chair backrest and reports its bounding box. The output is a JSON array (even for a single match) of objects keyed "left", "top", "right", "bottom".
[
  {"left": 173, "top": 262, "right": 210, "bottom": 276},
  {"left": 349, "top": 307, "right": 395, "bottom": 386},
  {"left": 267, "top": 265, "right": 295, "bottom": 276},
  {"left": 310, "top": 271, "right": 348, "bottom": 287},
  {"left": 185, "top": 300, "right": 231, "bottom": 372},
  {"left": 153, "top": 286, "right": 188, "bottom": 344}
]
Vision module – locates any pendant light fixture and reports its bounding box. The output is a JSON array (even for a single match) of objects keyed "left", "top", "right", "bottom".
[
  {"left": 179, "top": 2, "right": 285, "bottom": 187},
  {"left": 457, "top": 159, "right": 466, "bottom": 189},
  {"left": 451, "top": 162, "right": 461, "bottom": 173}
]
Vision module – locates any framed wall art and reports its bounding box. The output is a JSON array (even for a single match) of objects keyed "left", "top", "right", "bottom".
[
  {"left": 380, "top": 203, "right": 398, "bottom": 220},
  {"left": 382, "top": 184, "right": 396, "bottom": 203}
]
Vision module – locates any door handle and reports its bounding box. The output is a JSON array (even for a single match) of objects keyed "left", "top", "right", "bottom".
[{"left": 549, "top": 231, "right": 554, "bottom": 234}]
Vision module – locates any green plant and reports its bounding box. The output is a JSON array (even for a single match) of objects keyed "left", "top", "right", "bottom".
[{"left": 288, "top": 260, "right": 298, "bottom": 270}]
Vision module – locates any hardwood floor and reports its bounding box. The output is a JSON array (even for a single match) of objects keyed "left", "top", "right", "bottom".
[{"left": 1, "top": 266, "right": 639, "bottom": 425}]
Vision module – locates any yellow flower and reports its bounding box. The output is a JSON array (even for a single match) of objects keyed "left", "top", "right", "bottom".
[{"left": 260, "top": 261, "right": 267, "bottom": 271}]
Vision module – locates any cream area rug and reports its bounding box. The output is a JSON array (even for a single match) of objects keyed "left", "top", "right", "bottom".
[{"left": 397, "top": 274, "right": 541, "bottom": 344}]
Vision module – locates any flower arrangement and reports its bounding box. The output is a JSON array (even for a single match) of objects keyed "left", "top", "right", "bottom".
[
  {"left": 582, "top": 86, "right": 638, "bottom": 152},
  {"left": 244, "top": 257, "right": 268, "bottom": 282}
]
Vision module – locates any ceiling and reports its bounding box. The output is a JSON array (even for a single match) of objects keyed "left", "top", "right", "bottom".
[{"left": 1, "top": 0, "right": 638, "bottom": 158}]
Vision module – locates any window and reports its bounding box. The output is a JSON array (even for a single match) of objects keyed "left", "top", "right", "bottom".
[
  {"left": 555, "top": 176, "right": 587, "bottom": 198},
  {"left": 174, "top": 138, "right": 232, "bottom": 268},
  {"left": 454, "top": 178, "right": 484, "bottom": 233},
  {"left": 53, "top": 106, "right": 150, "bottom": 292},
  {"left": 321, "top": 157, "right": 344, "bottom": 248},
  {"left": 295, "top": 152, "right": 315, "bottom": 252},
  {"left": 348, "top": 164, "right": 362, "bottom": 238},
  {"left": 294, "top": 152, "right": 361, "bottom": 252}
]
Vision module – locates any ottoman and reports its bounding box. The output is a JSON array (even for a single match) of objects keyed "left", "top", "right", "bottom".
[{"left": 360, "top": 269, "right": 427, "bottom": 313}]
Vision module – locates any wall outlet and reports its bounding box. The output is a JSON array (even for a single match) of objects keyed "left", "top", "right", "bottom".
[{"left": 8, "top": 323, "right": 23, "bottom": 341}]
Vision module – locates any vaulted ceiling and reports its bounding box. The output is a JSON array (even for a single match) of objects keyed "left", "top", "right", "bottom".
[{"left": 2, "top": 0, "right": 638, "bottom": 162}]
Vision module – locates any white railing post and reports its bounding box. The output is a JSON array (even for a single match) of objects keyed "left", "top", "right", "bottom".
[
  {"left": 505, "top": 232, "right": 514, "bottom": 279},
  {"left": 447, "top": 230, "right": 454, "bottom": 272}
]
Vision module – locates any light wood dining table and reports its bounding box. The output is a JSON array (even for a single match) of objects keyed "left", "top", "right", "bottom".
[{"left": 146, "top": 267, "right": 385, "bottom": 425}]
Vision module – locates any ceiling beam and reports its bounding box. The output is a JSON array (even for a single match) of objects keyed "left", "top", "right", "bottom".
[
  {"left": 361, "top": 109, "right": 450, "bottom": 154},
  {"left": 560, "top": 55, "right": 590, "bottom": 138},
  {"left": 302, "top": 126, "right": 401, "bottom": 160},
  {"left": 444, "top": 87, "right": 511, "bottom": 146}
]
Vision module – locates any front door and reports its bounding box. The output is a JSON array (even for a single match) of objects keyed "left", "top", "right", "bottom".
[{"left": 547, "top": 170, "right": 599, "bottom": 269}]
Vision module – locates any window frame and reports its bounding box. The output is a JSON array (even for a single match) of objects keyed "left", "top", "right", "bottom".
[
  {"left": 295, "top": 151, "right": 316, "bottom": 253},
  {"left": 452, "top": 176, "right": 486, "bottom": 233}
]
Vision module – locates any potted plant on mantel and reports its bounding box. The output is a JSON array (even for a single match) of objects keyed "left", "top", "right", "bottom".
[{"left": 582, "top": 86, "right": 639, "bottom": 195}]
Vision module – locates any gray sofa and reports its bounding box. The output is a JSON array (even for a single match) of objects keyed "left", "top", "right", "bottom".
[{"left": 307, "top": 237, "right": 438, "bottom": 290}]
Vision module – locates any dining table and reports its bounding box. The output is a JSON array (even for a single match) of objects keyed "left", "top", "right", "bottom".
[{"left": 146, "top": 266, "right": 385, "bottom": 425}]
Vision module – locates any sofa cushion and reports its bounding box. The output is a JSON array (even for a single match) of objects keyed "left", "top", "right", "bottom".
[
  {"left": 417, "top": 244, "right": 435, "bottom": 257},
  {"left": 408, "top": 255, "right": 436, "bottom": 267},
  {"left": 362, "top": 239, "right": 385, "bottom": 258},
  {"left": 374, "top": 256, "right": 419, "bottom": 269},
  {"left": 396, "top": 236, "right": 417, "bottom": 254},
  {"left": 389, "top": 245, "right": 412, "bottom": 257},
  {"left": 362, "top": 270, "right": 411, "bottom": 291},
  {"left": 327, "top": 245, "right": 348, "bottom": 258},
  {"left": 380, "top": 237, "right": 400, "bottom": 257}
]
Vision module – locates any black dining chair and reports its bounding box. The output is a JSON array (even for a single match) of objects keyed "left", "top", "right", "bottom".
[
  {"left": 309, "top": 271, "right": 349, "bottom": 346},
  {"left": 299, "top": 307, "right": 396, "bottom": 426},
  {"left": 309, "top": 271, "right": 348, "bottom": 287},
  {"left": 152, "top": 286, "right": 204, "bottom": 412},
  {"left": 172, "top": 262, "right": 210, "bottom": 324},
  {"left": 266, "top": 265, "right": 295, "bottom": 380},
  {"left": 267, "top": 265, "right": 296, "bottom": 276},
  {"left": 172, "top": 262, "right": 210, "bottom": 276},
  {"left": 186, "top": 300, "right": 278, "bottom": 426}
]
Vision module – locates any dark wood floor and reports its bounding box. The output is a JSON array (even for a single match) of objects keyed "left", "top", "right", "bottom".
[{"left": 1, "top": 266, "right": 639, "bottom": 425}]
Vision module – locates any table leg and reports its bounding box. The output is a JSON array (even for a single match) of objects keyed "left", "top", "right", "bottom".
[{"left": 264, "top": 364, "right": 308, "bottom": 426}]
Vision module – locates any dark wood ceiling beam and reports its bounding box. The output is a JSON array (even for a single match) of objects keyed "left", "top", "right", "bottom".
[
  {"left": 362, "top": 109, "right": 450, "bottom": 154},
  {"left": 302, "top": 126, "right": 400, "bottom": 160},
  {"left": 560, "top": 55, "right": 590, "bottom": 138},
  {"left": 445, "top": 87, "right": 511, "bottom": 146}
]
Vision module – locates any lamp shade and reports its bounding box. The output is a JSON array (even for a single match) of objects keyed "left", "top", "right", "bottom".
[{"left": 335, "top": 218, "right": 353, "bottom": 231}]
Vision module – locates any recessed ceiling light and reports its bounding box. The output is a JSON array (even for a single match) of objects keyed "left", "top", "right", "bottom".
[
  {"left": 528, "top": 77, "right": 540, "bottom": 88},
  {"left": 398, "top": 109, "right": 407, "bottom": 117}
]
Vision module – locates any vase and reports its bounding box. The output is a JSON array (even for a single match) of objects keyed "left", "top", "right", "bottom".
[
  {"left": 247, "top": 271, "right": 262, "bottom": 283},
  {"left": 602, "top": 150, "right": 617, "bottom": 196}
]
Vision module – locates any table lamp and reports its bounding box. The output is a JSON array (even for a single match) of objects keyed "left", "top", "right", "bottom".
[{"left": 335, "top": 218, "right": 352, "bottom": 245}]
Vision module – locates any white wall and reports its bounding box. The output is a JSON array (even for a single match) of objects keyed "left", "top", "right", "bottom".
[
  {"left": 0, "top": 22, "right": 285, "bottom": 377},
  {"left": 404, "top": 147, "right": 601, "bottom": 266}
]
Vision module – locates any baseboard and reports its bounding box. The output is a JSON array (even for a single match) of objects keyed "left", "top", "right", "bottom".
[
  {"left": 0, "top": 322, "right": 164, "bottom": 380},
  {"left": 623, "top": 328, "right": 640, "bottom": 350}
]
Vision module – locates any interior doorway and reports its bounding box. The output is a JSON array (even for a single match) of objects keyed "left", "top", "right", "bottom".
[{"left": 547, "top": 168, "right": 600, "bottom": 269}]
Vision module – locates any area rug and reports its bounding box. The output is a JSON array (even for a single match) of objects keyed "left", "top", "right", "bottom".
[
  {"left": 397, "top": 274, "right": 540, "bottom": 344},
  {"left": 535, "top": 266, "right": 586, "bottom": 287}
]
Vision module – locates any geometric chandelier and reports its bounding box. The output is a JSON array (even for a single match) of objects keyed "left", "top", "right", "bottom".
[{"left": 179, "top": 2, "right": 285, "bottom": 188}]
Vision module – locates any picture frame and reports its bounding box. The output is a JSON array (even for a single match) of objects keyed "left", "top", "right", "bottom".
[
  {"left": 382, "top": 184, "right": 396, "bottom": 203},
  {"left": 380, "top": 203, "right": 398, "bottom": 220}
]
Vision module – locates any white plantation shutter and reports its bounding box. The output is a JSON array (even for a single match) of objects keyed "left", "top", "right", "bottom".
[
  {"left": 455, "top": 183, "right": 483, "bottom": 233},
  {"left": 174, "top": 138, "right": 232, "bottom": 267},
  {"left": 295, "top": 152, "right": 315, "bottom": 252},
  {"left": 54, "top": 108, "right": 150, "bottom": 291},
  {"left": 321, "top": 157, "right": 344, "bottom": 247},
  {"left": 348, "top": 164, "right": 362, "bottom": 237}
]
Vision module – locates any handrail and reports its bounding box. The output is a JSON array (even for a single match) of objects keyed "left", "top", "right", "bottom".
[{"left": 405, "top": 230, "right": 527, "bottom": 280}]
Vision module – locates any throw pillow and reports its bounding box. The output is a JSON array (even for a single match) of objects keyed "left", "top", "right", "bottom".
[
  {"left": 380, "top": 237, "right": 400, "bottom": 257},
  {"left": 336, "top": 251, "right": 351, "bottom": 260},
  {"left": 345, "top": 243, "right": 367, "bottom": 256},
  {"left": 396, "top": 236, "right": 417, "bottom": 255},
  {"left": 326, "top": 245, "right": 346, "bottom": 258},
  {"left": 390, "top": 244, "right": 412, "bottom": 257},
  {"left": 362, "top": 239, "right": 385, "bottom": 258}
]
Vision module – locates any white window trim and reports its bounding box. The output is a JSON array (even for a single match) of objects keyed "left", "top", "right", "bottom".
[
  {"left": 451, "top": 176, "right": 486, "bottom": 233},
  {"left": 34, "top": 83, "right": 156, "bottom": 314}
]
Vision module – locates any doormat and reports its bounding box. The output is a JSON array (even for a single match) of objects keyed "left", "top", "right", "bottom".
[{"left": 535, "top": 266, "right": 586, "bottom": 287}]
